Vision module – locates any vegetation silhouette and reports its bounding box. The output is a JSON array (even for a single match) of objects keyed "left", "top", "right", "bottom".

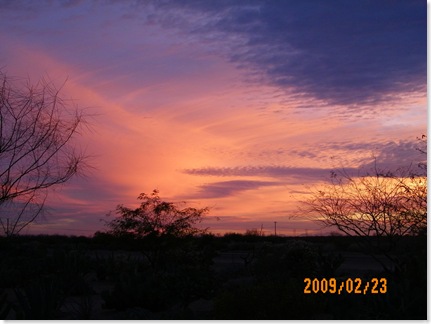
[
  {"left": 105, "top": 189, "right": 208, "bottom": 239},
  {"left": 0, "top": 90, "right": 425, "bottom": 319},
  {"left": 0, "top": 231, "right": 426, "bottom": 319},
  {"left": 301, "top": 137, "right": 427, "bottom": 273},
  {"left": 302, "top": 167, "right": 426, "bottom": 268},
  {"left": 102, "top": 189, "right": 209, "bottom": 270},
  {"left": 0, "top": 71, "right": 91, "bottom": 236}
]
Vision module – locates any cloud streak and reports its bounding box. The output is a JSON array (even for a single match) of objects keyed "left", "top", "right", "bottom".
[
  {"left": 191, "top": 180, "right": 281, "bottom": 199},
  {"left": 184, "top": 139, "right": 425, "bottom": 183},
  {"left": 184, "top": 166, "right": 339, "bottom": 181}
]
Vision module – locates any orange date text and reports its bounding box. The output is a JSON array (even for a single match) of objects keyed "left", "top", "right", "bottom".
[{"left": 303, "top": 278, "right": 387, "bottom": 294}]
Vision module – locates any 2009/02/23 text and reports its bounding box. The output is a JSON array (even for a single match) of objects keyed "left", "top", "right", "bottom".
[{"left": 304, "top": 278, "right": 387, "bottom": 294}]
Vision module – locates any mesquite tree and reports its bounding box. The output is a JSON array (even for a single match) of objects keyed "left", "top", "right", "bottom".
[
  {"left": 302, "top": 166, "right": 426, "bottom": 268},
  {"left": 106, "top": 189, "right": 209, "bottom": 238},
  {"left": 0, "top": 72, "right": 89, "bottom": 236},
  {"left": 105, "top": 190, "right": 209, "bottom": 269},
  {"left": 305, "top": 170, "right": 426, "bottom": 237}
]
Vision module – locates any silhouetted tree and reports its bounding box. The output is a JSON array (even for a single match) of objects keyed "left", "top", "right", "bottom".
[
  {"left": 106, "top": 189, "right": 209, "bottom": 238},
  {"left": 302, "top": 166, "right": 426, "bottom": 267},
  {"left": 105, "top": 190, "right": 210, "bottom": 270},
  {"left": 0, "top": 71, "right": 90, "bottom": 236},
  {"left": 308, "top": 170, "right": 426, "bottom": 235}
]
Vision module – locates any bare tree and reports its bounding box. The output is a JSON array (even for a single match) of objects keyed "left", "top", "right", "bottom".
[
  {"left": 0, "top": 71, "right": 89, "bottom": 236},
  {"left": 305, "top": 170, "right": 426, "bottom": 236},
  {"left": 302, "top": 166, "right": 427, "bottom": 268}
]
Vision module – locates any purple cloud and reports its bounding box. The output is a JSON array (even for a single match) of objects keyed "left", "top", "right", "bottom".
[
  {"left": 190, "top": 180, "right": 281, "bottom": 199},
  {"left": 183, "top": 166, "right": 351, "bottom": 182},
  {"left": 184, "top": 138, "right": 425, "bottom": 182},
  {"left": 138, "top": 0, "right": 426, "bottom": 108}
]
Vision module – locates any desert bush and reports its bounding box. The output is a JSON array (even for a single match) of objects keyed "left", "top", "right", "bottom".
[
  {"left": 102, "top": 271, "right": 175, "bottom": 312},
  {"left": 214, "top": 279, "right": 327, "bottom": 319},
  {"left": 366, "top": 243, "right": 426, "bottom": 319},
  {"left": 0, "top": 253, "right": 48, "bottom": 288},
  {"left": 66, "top": 295, "right": 95, "bottom": 320},
  {"left": 105, "top": 190, "right": 208, "bottom": 238},
  {"left": 315, "top": 248, "right": 344, "bottom": 277},
  {"left": 13, "top": 277, "right": 66, "bottom": 319},
  {"left": 95, "top": 250, "right": 146, "bottom": 282},
  {"left": 101, "top": 240, "right": 217, "bottom": 313},
  {"left": 252, "top": 240, "right": 319, "bottom": 280},
  {"left": 0, "top": 289, "right": 11, "bottom": 319}
]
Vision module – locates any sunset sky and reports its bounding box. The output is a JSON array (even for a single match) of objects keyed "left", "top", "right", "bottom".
[{"left": 0, "top": 0, "right": 426, "bottom": 236}]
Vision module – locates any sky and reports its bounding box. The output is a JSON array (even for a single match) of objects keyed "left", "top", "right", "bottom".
[{"left": 0, "top": 0, "right": 427, "bottom": 236}]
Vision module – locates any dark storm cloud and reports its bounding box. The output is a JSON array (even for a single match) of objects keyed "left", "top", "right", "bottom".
[
  {"left": 192, "top": 180, "right": 280, "bottom": 199},
  {"left": 147, "top": 0, "right": 426, "bottom": 107}
]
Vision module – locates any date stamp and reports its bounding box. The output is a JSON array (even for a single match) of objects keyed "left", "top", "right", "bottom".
[{"left": 304, "top": 278, "right": 387, "bottom": 294}]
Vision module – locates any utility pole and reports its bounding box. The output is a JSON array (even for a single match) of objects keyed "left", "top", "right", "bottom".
[{"left": 274, "top": 221, "right": 277, "bottom": 236}]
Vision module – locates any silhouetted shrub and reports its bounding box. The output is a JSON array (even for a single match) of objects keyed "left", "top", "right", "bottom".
[
  {"left": 315, "top": 248, "right": 344, "bottom": 277},
  {"left": 214, "top": 279, "right": 327, "bottom": 319},
  {"left": 105, "top": 190, "right": 208, "bottom": 238},
  {"left": 13, "top": 277, "right": 66, "bottom": 320},
  {"left": 252, "top": 240, "right": 319, "bottom": 280},
  {"left": 0, "top": 289, "right": 11, "bottom": 319}
]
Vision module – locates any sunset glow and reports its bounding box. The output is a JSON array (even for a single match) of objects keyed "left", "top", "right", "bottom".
[{"left": 0, "top": 1, "right": 426, "bottom": 236}]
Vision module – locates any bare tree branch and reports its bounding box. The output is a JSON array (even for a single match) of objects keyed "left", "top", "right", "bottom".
[
  {"left": 301, "top": 163, "right": 427, "bottom": 269},
  {"left": 0, "top": 71, "right": 91, "bottom": 236}
]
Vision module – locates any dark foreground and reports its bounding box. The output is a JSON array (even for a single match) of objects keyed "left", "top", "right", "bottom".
[{"left": 0, "top": 233, "right": 426, "bottom": 320}]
